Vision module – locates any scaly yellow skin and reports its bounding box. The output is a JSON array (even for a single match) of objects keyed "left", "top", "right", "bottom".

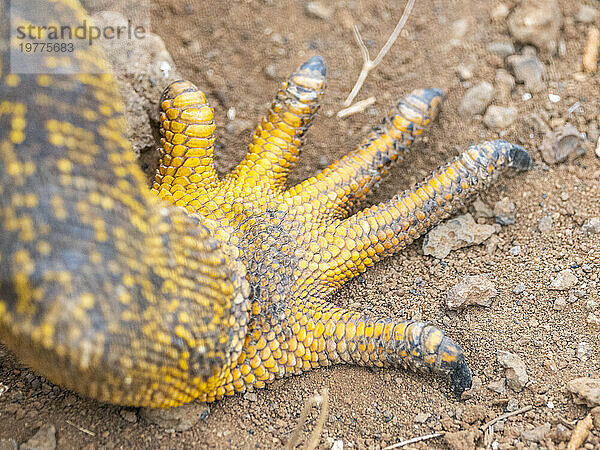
[{"left": 0, "top": 0, "right": 532, "bottom": 408}]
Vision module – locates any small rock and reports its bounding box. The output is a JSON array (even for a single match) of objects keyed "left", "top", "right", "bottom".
[
  {"left": 20, "top": 424, "right": 56, "bottom": 450},
  {"left": 461, "top": 404, "right": 487, "bottom": 424},
  {"left": 488, "top": 378, "right": 507, "bottom": 394},
  {"left": 553, "top": 297, "right": 567, "bottom": 310},
  {"left": 473, "top": 199, "right": 494, "bottom": 218},
  {"left": 538, "top": 214, "right": 554, "bottom": 233},
  {"left": 423, "top": 213, "right": 497, "bottom": 259},
  {"left": 596, "top": 137, "right": 600, "bottom": 159},
  {"left": 554, "top": 423, "right": 571, "bottom": 442},
  {"left": 446, "top": 275, "right": 498, "bottom": 309},
  {"left": 484, "top": 106, "right": 518, "bottom": 130},
  {"left": 119, "top": 409, "right": 138, "bottom": 423},
  {"left": 508, "top": 0, "right": 562, "bottom": 53},
  {"left": 461, "top": 376, "right": 482, "bottom": 400},
  {"left": 509, "top": 245, "right": 521, "bottom": 256},
  {"left": 487, "top": 41, "right": 515, "bottom": 58},
  {"left": 582, "top": 217, "right": 600, "bottom": 234},
  {"left": 567, "top": 378, "right": 600, "bottom": 407},
  {"left": 521, "top": 423, "right": 551, "bottom": 443},
  {"left": 414, "top": 411, "right": 431, "bottom": 423},
  {"left": 575, "top": 5, "right": 599, "bottom": 24},
  {"left": 577, "top": 342, "right": 591, "bottom": 361},
  {"left": 456, "top": 62, "right": 475, "bottom": 81},
  {"left": 0, "top": 440, "right": 17, "bottom": 450},
  {"left": 587, "top": 312, "right": 600, "bottom": 326},
  {"left": 494, "top": 197, "right": 516, "bottom": 225},
  {"left": 513, "top": 284, "right": 526, "bottom": 295},
  {"left": 586, "top": 299, "right": 599, "bottom": 310},
  {"left": 139, "top": 403, "right": 210, "bottom": 431},
  {"left": 244, "top": 392, "right": 258, "bottom": 402},
  {"left": 225, "top": 119, "right": 254, "bottom": 136},
  {"left": 540, "top": 124, "right": 584, "bottom": 164},
  {"left": 444, "top": 429, "right": 482, "bottom": 450},
  {"left": 550, "top": 268, "right": 578, "bottom": 290},
  {"left": 507, "top": 48, "right": 546, "bottom": 93},
  {"left": 498, "top": 350, "right": 529, "bottom": 391},
  {"left": 458, "top": 82, "right": 495, "bottom": 117},
  {"left": 305, "top": 1, "right": 333, "bottom": 20},
  {"left": 506, "top": 398, "right": 520, "bottom": 412},
  {"left": 491, "top": 4, "right": 510, "bottom": 21},
  {"left": 264, "top": 64, "right": 277, "bottom": 79}
]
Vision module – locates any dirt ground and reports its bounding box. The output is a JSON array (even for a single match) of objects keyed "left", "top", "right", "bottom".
[{"left": 1, "top": 0, "right": 600, "bottom": 448}]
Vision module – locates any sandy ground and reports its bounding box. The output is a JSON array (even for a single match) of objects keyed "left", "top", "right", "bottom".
[{"left": 1, "top": 0, "right": 600, "bottom": 448}]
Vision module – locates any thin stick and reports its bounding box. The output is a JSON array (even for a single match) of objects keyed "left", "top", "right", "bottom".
[
  {"left": 383, "top": 432, "right": 444, "bottom": 450},
  {"left": 480, "top": 405, "right": 533, "bottom": 431},
  {"left": 342, "top": 0, "right": 416, "bottom": 107},
  {"left": 337, "top": 96, "right": 376, "bottom": 118},
  {"left": 305, "top": 388, "right": 330, "bottom": 450},
  {"left": 65, "top": 420, "right": 95, "bottom": 437},
  {"left": 285, "top": 395, "right": 314, "bottom": 450}
]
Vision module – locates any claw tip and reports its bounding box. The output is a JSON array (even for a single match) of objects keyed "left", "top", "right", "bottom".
[{"left": 300, "top": 55, "right": 326, "bottom": 76}]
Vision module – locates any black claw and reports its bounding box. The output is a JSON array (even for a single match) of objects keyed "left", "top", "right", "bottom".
[
  {"left": 508, "top": 143, "right": 533, "bottom": 171},
  {"left": 300, "top": 55, "right": 326, "bottom": 76},
  {"left": 449, "top": 358, "right": 473, "bottom": 400}
]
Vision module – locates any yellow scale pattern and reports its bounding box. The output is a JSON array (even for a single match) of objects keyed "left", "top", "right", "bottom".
[{"left": 0, "top": 0, "right": 532, "bottom": 407}]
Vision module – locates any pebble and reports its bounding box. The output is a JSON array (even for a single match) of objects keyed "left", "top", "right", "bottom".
[
  {"left": 509, "top": 245, "right": 521, "bottom": 256},
  {"left": 506, "top": 398, "right": 520, "bottom": 412},
  {"left": 414, "top": 411, "right": 431, "bottom": 423},
  {"left": 498, "top": 350, "right": 529, "bottom": 391},
  {"left": 493, "top": 197, "right": 516, "bottom": 225},
  {"left": 538, "top": 214, "right": 554, "bottom": 233},
  {"left": 488, "top": 378, "right": 507, "bottom": 394},
  {"left": 553, "top": 297, "right": 567, "bottom": 310},
  {"left": 596, "top": 136, "right": 600, "bottom": 159},
  {"left": 521, "top": 423, "right": 551, "bottom": 443},
  {"left": 458, "top": 82, "right": 495, "bottom": 117},
  {"left": 513, "top": 284, "right": 526, "bottom": 295},
  {"left": 586, "top": 299, "right": 599, "bottom": 310},
  {"left": 422, "top": 213, "right": 497, "bottom": 259},
  {"left": 491, "top": 4, "right": 510, "bottom": 21},
  {"left": 568, "top": 377, "right": 600, "bottom": 407},
  {"left": 20, "top": 424, "right": 56, "bottom": 450},
  {"left": 540, "top": 124, "right": 583, "bottom": 164},
  {"left": 305, "top": 2, "right": 333, "bottom": 20},
  {"left": 576, "top": 5, "right": 599, "bottom": 24},
  {"left": 582, "top": 217, "right": 600, "bottom": 234},
  {"left": 264, "top": 64, "right": 277, "bottom": 79},
  {"left": 577, "top": 341, "right": 591, "bottom": 361},
  {"left": 139, "top": 402, "right": 210, "bottom": 432},
  {"left": 507, "top": 0, "right": 562, "bottom": 53},
  {"left": 487, "top": 42, "right": 515, "bottom": 58},
  {"left": 550, "top": 268, "right": 578, "bottom": 290},
  {"left": 507, "top": 48, "right": 546, "bottom": 93},
  {"left": 484, "top": 106, "right": 517, "bottom": 130},
  {"left": 456, "top": 62, "right": 475, "bottom": 81},
  {"left": 244, "top": 392, "right": 258, "bottom": 402},
  {"left": 548, "top": 93, "right": 561, "bottom": 103},
  {"left": 588, "top": 312, "right": 600, "bottom": 326},
  {"left": 472, "top": 199, "right": 494, "bottom": 218},
  {"left": 446, "top": 275, "right": 498, "bottom": 309}
]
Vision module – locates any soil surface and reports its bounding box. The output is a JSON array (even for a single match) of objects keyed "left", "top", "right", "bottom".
[{"left": 1, "top": 0, "right": 600, "bottom": 449}]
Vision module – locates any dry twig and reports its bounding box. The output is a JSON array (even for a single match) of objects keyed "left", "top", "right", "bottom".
[
  {"left": 567, "top": 414, "right": 593, "bottom": 450},
  {"left": 65, "top": 420, "right": 95, "bottom": 436},
  {"left": 383, "top": 432, "right": 444, "bottom": 450},
  {"left": 285, "top": 388, "right": 329, "bottom": 450},
  {"left": 342, "top": 0, "right": 416, "bottom": 107},
  {"left": 337, "top": 96, "right": 376, "bottom": 118},
  {"left": 480, "top": 405, "right": 533, "bottom": 431}
]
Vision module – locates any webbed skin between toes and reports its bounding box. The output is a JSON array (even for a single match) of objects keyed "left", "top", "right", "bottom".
[{"left": 0, "top": 0, "right": 532, "bottom": 408}]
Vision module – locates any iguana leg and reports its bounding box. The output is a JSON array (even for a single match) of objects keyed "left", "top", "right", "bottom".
[
  {"left": 283, "top": 88, "right": 444, "bottom": 222},
  {"left": 225, "top": 56, "right": 326, "bottom": 191},
  {"left": 152, "top": 81, "right": 219, "bottom": 209},
  {"left": 304, "top": 141, "right": 533, "bottom": 293}
]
